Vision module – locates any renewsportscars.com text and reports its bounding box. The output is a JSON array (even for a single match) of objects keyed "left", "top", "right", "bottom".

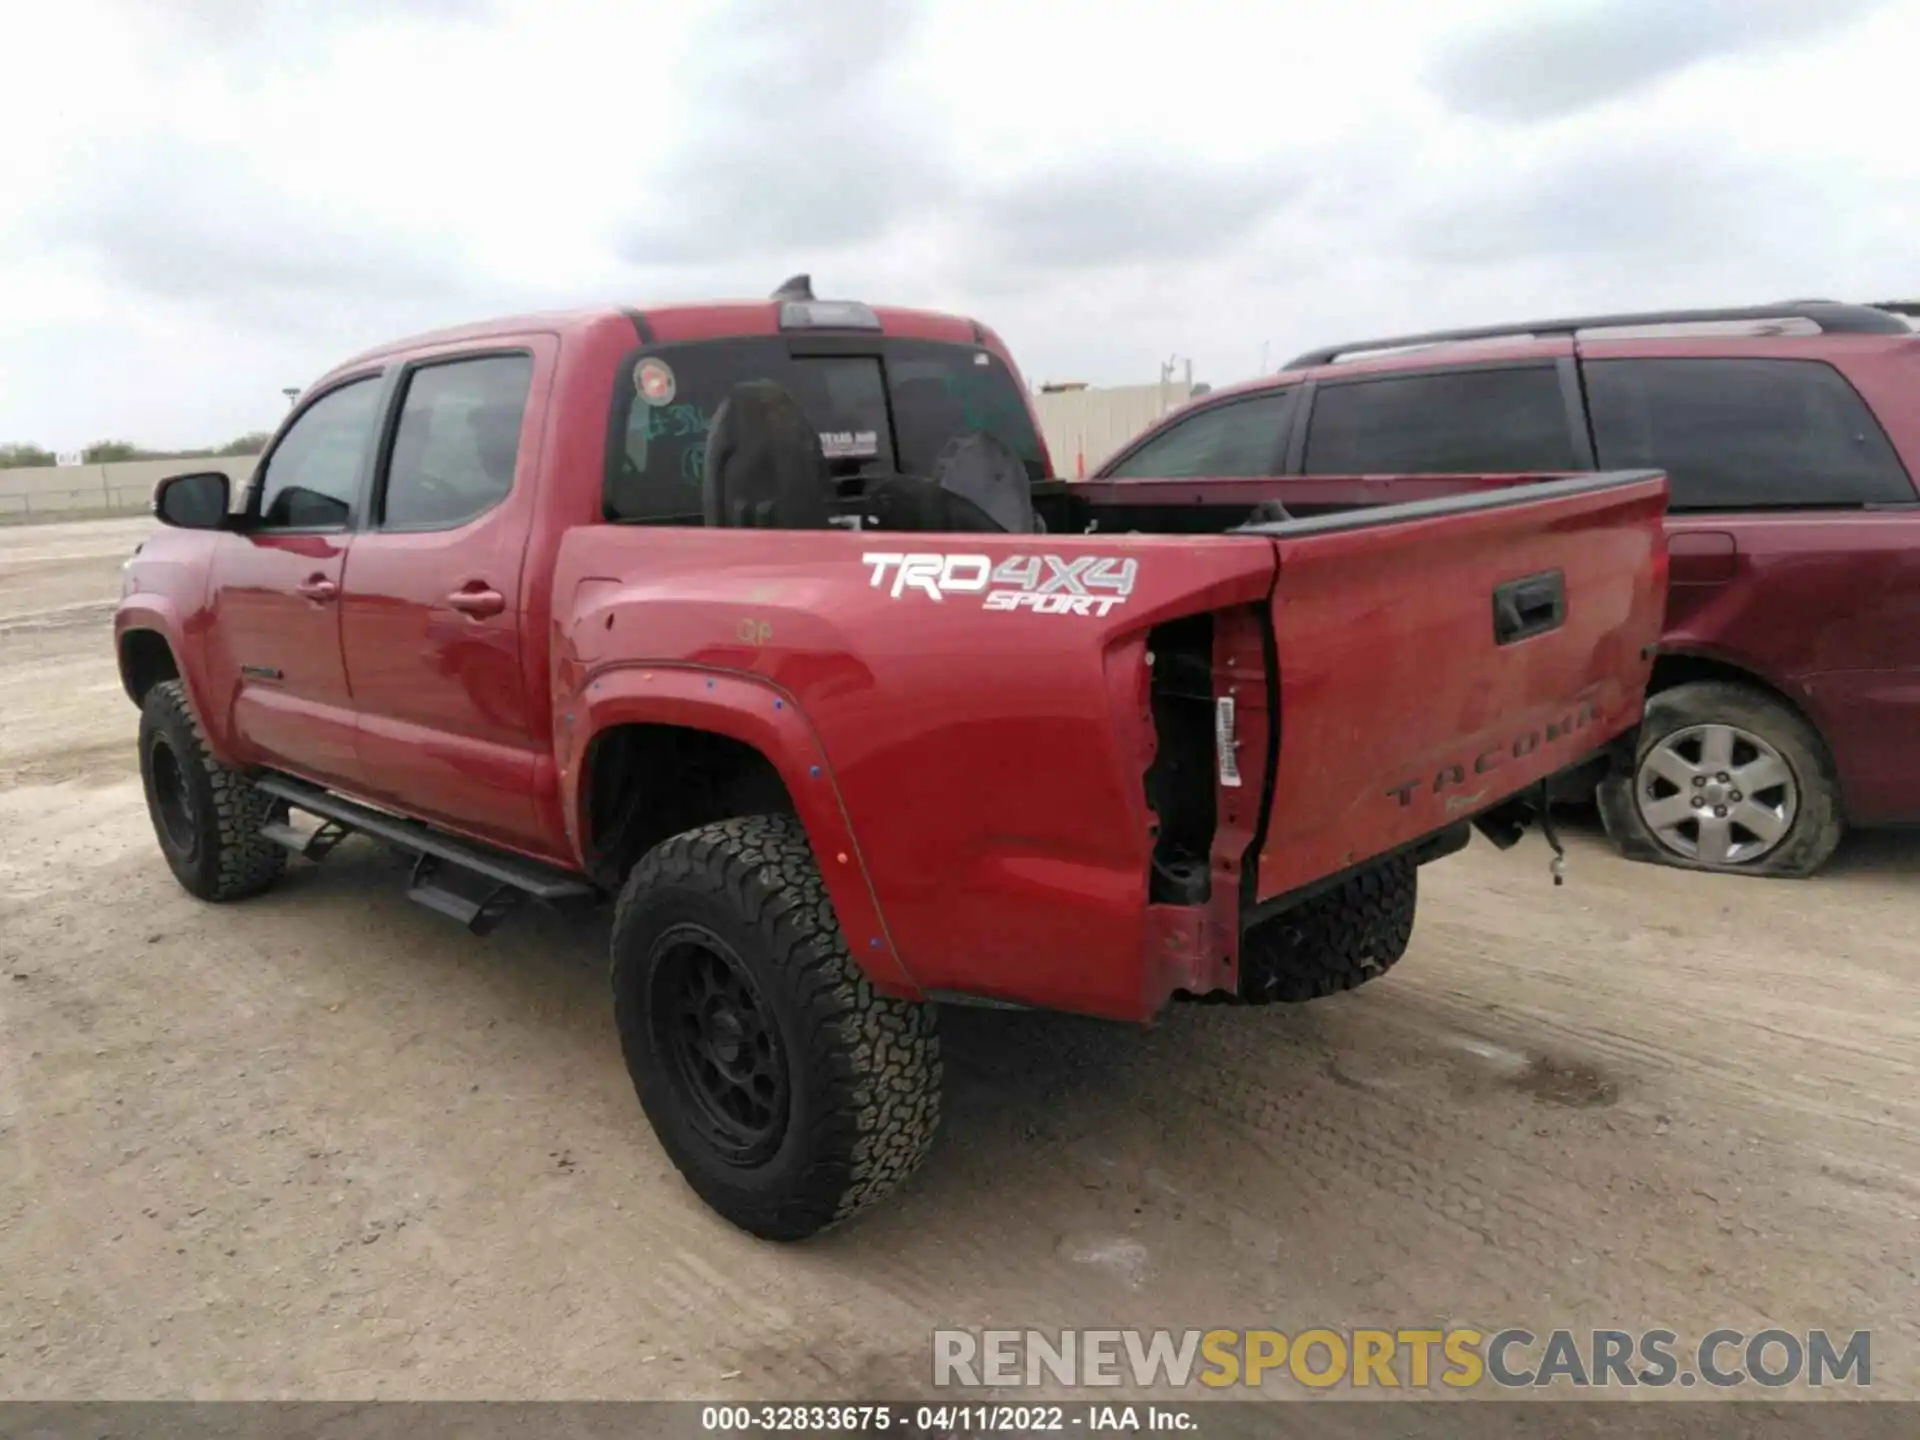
[{"left": 932, "top": 1327, "right": 1871, "bottom": 1391}]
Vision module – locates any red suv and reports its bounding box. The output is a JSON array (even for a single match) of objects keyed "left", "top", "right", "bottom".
[{"left": 1095, "top": 301, "right": 1920, "bottom": 877}]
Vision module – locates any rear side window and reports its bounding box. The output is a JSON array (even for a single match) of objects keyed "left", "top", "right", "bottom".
[
  {"left": 380, "top": 354, "right": 533, "bottom": 530},
  {"left": 605, "top": 339, "right": 1046, "bottom": 524},
  {"left": 1105, "top": 390, "right": 1295, "bottom": 478},
  {"left": 256, "top": 378, "right": 381, "bottom": 529},
  {"left": 1585, "top": 357, "right": 1913, "bottom": 509},
  {"left": 1302, "top": 367, "right": 1577, "bottom": 474}
]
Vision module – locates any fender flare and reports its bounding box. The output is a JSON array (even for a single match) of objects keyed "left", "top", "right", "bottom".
[
  {"left": 560, "top": 663, "right": 919, "bottom": 998},
  {"left": 113, "top": 600, "right": 240, "bottom": 767}
]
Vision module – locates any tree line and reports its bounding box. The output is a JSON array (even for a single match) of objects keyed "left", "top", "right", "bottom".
[{"left": 0, "top": 434, "right": 272, "bottom": 469}]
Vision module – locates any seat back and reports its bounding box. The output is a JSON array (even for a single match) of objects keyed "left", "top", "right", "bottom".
[
  {"left": 860, "top": 473, "right": 1006, "bottom": 533},
  {"left": 701, "top": 381, "right": 835, "bottom": 530},
  {"left": 929, "top": 430, "right": 1037, "bottom": 534}
]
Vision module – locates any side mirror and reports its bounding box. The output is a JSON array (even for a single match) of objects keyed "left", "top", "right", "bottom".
[{"left": 152, "top": 471, "right": 231, "bottom": 530}]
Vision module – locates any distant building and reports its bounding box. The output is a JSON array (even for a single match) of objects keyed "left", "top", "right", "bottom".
[{"left": 1030, "top": 379, "right": 1199, "bottom": 476}]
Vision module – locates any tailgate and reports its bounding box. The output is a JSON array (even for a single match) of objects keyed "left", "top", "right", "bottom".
[{"left": 1247, "top": 470, "right": 1669, "bottom": 899}]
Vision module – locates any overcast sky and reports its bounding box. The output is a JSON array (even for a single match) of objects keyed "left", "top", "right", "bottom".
[{"left": 1, "top": 0, "right": 1915, "bottom": 451}]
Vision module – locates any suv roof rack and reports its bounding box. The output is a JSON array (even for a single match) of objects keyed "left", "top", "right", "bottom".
[{"left": 1282, "top": 301, "right": 1912, "bottom": 370}]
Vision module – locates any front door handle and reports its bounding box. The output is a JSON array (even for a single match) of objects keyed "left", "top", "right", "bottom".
[
  {"left": 295, "top": 575, "right": 339, "bottom": 603},
  {"left": 447, "top": 584, "right": 505, "bottom": 619}
]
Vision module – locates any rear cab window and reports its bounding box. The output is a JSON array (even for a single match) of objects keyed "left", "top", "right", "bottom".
[
  {"left": 1584, "top": 357, "right": 1914, "bottom": 509},
  {"left": 604, "top": 339, "right": 1045, "bottom": 524}
]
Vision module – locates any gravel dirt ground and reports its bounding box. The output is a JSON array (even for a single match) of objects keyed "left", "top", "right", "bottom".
[{"left": 2, "top": 517, "right": 1917, "bottom": 1404}]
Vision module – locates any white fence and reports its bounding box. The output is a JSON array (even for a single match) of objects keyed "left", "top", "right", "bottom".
[
  {"left": 1032, "top": 382, "right": 1197, "bottom": 477},
  {"left": 0, "top": 458, "right": 255, "bottom": 521}
]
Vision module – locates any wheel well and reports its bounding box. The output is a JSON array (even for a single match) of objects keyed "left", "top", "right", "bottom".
[
  {"left": 119, "top": 630, "right": 180, "bottom": 705},
  {"left": 1647, "top": 653, "right": 1821, "bottom": 732},
  {"left": 583, "top": 724, "right": 796, "bottom": 887}
]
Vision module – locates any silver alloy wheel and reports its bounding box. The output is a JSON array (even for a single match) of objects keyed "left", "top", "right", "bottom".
[{"left": 1635, "top": 722, "right": 1799, "bottom": 867}]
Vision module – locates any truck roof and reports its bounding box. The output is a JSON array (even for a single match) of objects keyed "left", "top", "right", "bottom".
[{"left": 326, "top": 289, "right": 1005, "bottom": 381}]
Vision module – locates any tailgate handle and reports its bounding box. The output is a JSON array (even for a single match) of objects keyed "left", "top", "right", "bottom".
[{"left": 1492, "top": 570, "right": 1565, "bottom": 646}]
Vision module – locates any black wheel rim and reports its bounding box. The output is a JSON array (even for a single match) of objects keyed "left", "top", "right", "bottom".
[
  {"left": 649, "top": 925, "right": 789, "bottom": 1165},
  {"left": 149, "top": 736, "right": 197, "bottom": 856}
]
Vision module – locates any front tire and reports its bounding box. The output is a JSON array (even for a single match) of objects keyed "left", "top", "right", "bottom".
[
  {"left": 1239, "top": 854, "right": 1418, "bottom": 1003},
  {"left": 1597, "top": 681, "right": 1844, "bottom": 878},
  {"left": 610, "top": 815, "right": 941, "bottom": 1240},
  {"left": 138, "top": 680, "right": 287, "bottom": 902}
]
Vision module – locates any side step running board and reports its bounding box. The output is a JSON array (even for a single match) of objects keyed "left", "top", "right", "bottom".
[{"left": 254, "top": 774, "right": 597, "bottom": 935}]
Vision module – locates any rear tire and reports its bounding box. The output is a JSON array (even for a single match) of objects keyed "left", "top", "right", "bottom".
[
  {"left": 1239, "top": 855, "right": 1417, "bottom": 1003},
  {"left": 610, "top": 814, "right": 941, "bottom": 1240},
  {"left": 138, "top": 680, "right": 287, "bottom": 902},
  {"left": 1597, "top": 681, "right": 1844, "bottom": 878}
]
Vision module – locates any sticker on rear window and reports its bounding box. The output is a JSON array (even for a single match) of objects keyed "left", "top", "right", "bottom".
[
  {"left": 821, "top": 430, "right": 879, "bottom": 459},
  {"left": 634, "top": 358, "right": 676, "bottom": 407}
]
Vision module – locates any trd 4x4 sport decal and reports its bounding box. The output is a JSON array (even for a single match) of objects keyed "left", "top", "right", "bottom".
[{"left": 862, "top": 552, "right": 1139, "bottom": 616}]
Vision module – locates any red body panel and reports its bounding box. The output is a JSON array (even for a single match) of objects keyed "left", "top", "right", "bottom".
[
  {"left": 550, "top": 527, "right": 1280, "bottom": 1018},
  {"left": 337, "top": 332, "right": 561, "bottom": 852},
  {"left": 1659, "top": 511, "right": 1920, "bottom": 824},
  {"left": 117, "top": 299, "right": 1669, "bottom": 1023},
  {"left": 1257, "top": 479, "right": 1667, "bottom": 896},
  {"left": 205, "top": 532, "right": 363, "bottom": 790}
]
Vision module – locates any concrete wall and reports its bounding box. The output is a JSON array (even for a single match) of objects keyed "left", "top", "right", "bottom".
[
  {"left": 0, "top": 458, "right": 255, "bottom": 521},
  {"left": 1031, "top": 382, "right": 1197, "bottom": 477}
]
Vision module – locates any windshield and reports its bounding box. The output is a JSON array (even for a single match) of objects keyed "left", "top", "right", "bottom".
[{"left": 605, "top": 338, "right": 1046, "bottom": 523}]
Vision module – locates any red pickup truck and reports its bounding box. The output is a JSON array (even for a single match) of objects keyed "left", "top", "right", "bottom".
[{"left": 115, "top": 281, "right": 1669, "bottom": 1239}]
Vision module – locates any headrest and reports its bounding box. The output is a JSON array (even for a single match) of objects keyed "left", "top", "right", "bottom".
[
  {"left": 701, "top": 381, "right": 833, "bottom": 530},
  {"left": 465, "top": 403, "right": 523, "bottom": 485},
  {"left": 1243, "top": 499, "right": 1292, "bottom": 525},
  {"left": 930, "top": 430, "right": 1036, "bottom": 534}
]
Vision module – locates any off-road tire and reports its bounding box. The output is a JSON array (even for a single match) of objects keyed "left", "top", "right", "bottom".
[
  {"left": 610, "top": 814, "right": 941, "bottom": 1241},
  {"left": 138, "top": 680, "right": 287, "bottom": 902},
  {"left": 1597, "top": 680, "right": 1845, "bottom": 878},
  {"left": 1239, "top": 855, "right": 1418, "bottom": 1003}
]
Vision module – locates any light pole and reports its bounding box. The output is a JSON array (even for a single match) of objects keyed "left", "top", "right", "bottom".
[{"left": 282, "top": 387, "right": 300, "bottom": 412}]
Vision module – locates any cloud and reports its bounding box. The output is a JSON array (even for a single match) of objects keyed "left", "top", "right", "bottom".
[
  {"left": 1400, "top": 137, "right": 1789, "bottom": 266},
  {"left": 615, "top": 0, "right": 948, "bottom": 267},
  {"left": 1425, "top": 0, "right": 1887, "bottom": 122},
  {"left": 40, "top": 135, "right": 467, "bottom": 328},
  {"left": 966, "top": 153, "right": 1300, "bottom": 273},
  {"left": 101, "top": 0, "right": 499, "bottom": 63}
]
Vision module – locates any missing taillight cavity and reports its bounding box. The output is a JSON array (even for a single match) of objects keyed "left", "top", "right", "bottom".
[{"left": 1144, "top": 613, "right": 1218, "bottom": 905}]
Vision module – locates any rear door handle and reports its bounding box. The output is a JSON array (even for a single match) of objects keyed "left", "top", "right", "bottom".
[
  {"left": 1492, "top": 570, "right": 1566, "bottom": 646},
  {"left": 295, "top": 575, "right": 338, "bottom": 603},
  {"left": 447, "top": 584, "right": 506, "bottom": 619}
]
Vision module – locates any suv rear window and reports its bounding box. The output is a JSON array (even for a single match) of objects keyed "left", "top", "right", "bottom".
[
  {"left": 1301, "top": 366, "right": 1578, "bottom": 475},
  {"left": 1297, "top": 362, "right": 1582, "bottom": 476},
  {"left": 605, "top": 339, "right": 1046, "bottom": 523},
  {"left": 1584, "top": 357, "right": 1913, "bottom": 509}
]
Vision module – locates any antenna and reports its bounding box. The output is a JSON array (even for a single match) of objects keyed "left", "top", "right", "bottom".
[{"left": 771, "top": 274, "right": 815, "bottom": 302}]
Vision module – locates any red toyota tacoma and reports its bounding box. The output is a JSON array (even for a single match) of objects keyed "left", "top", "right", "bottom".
[{"left": 114, "top": 280, "right": 1669, "bottom": 1239}]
